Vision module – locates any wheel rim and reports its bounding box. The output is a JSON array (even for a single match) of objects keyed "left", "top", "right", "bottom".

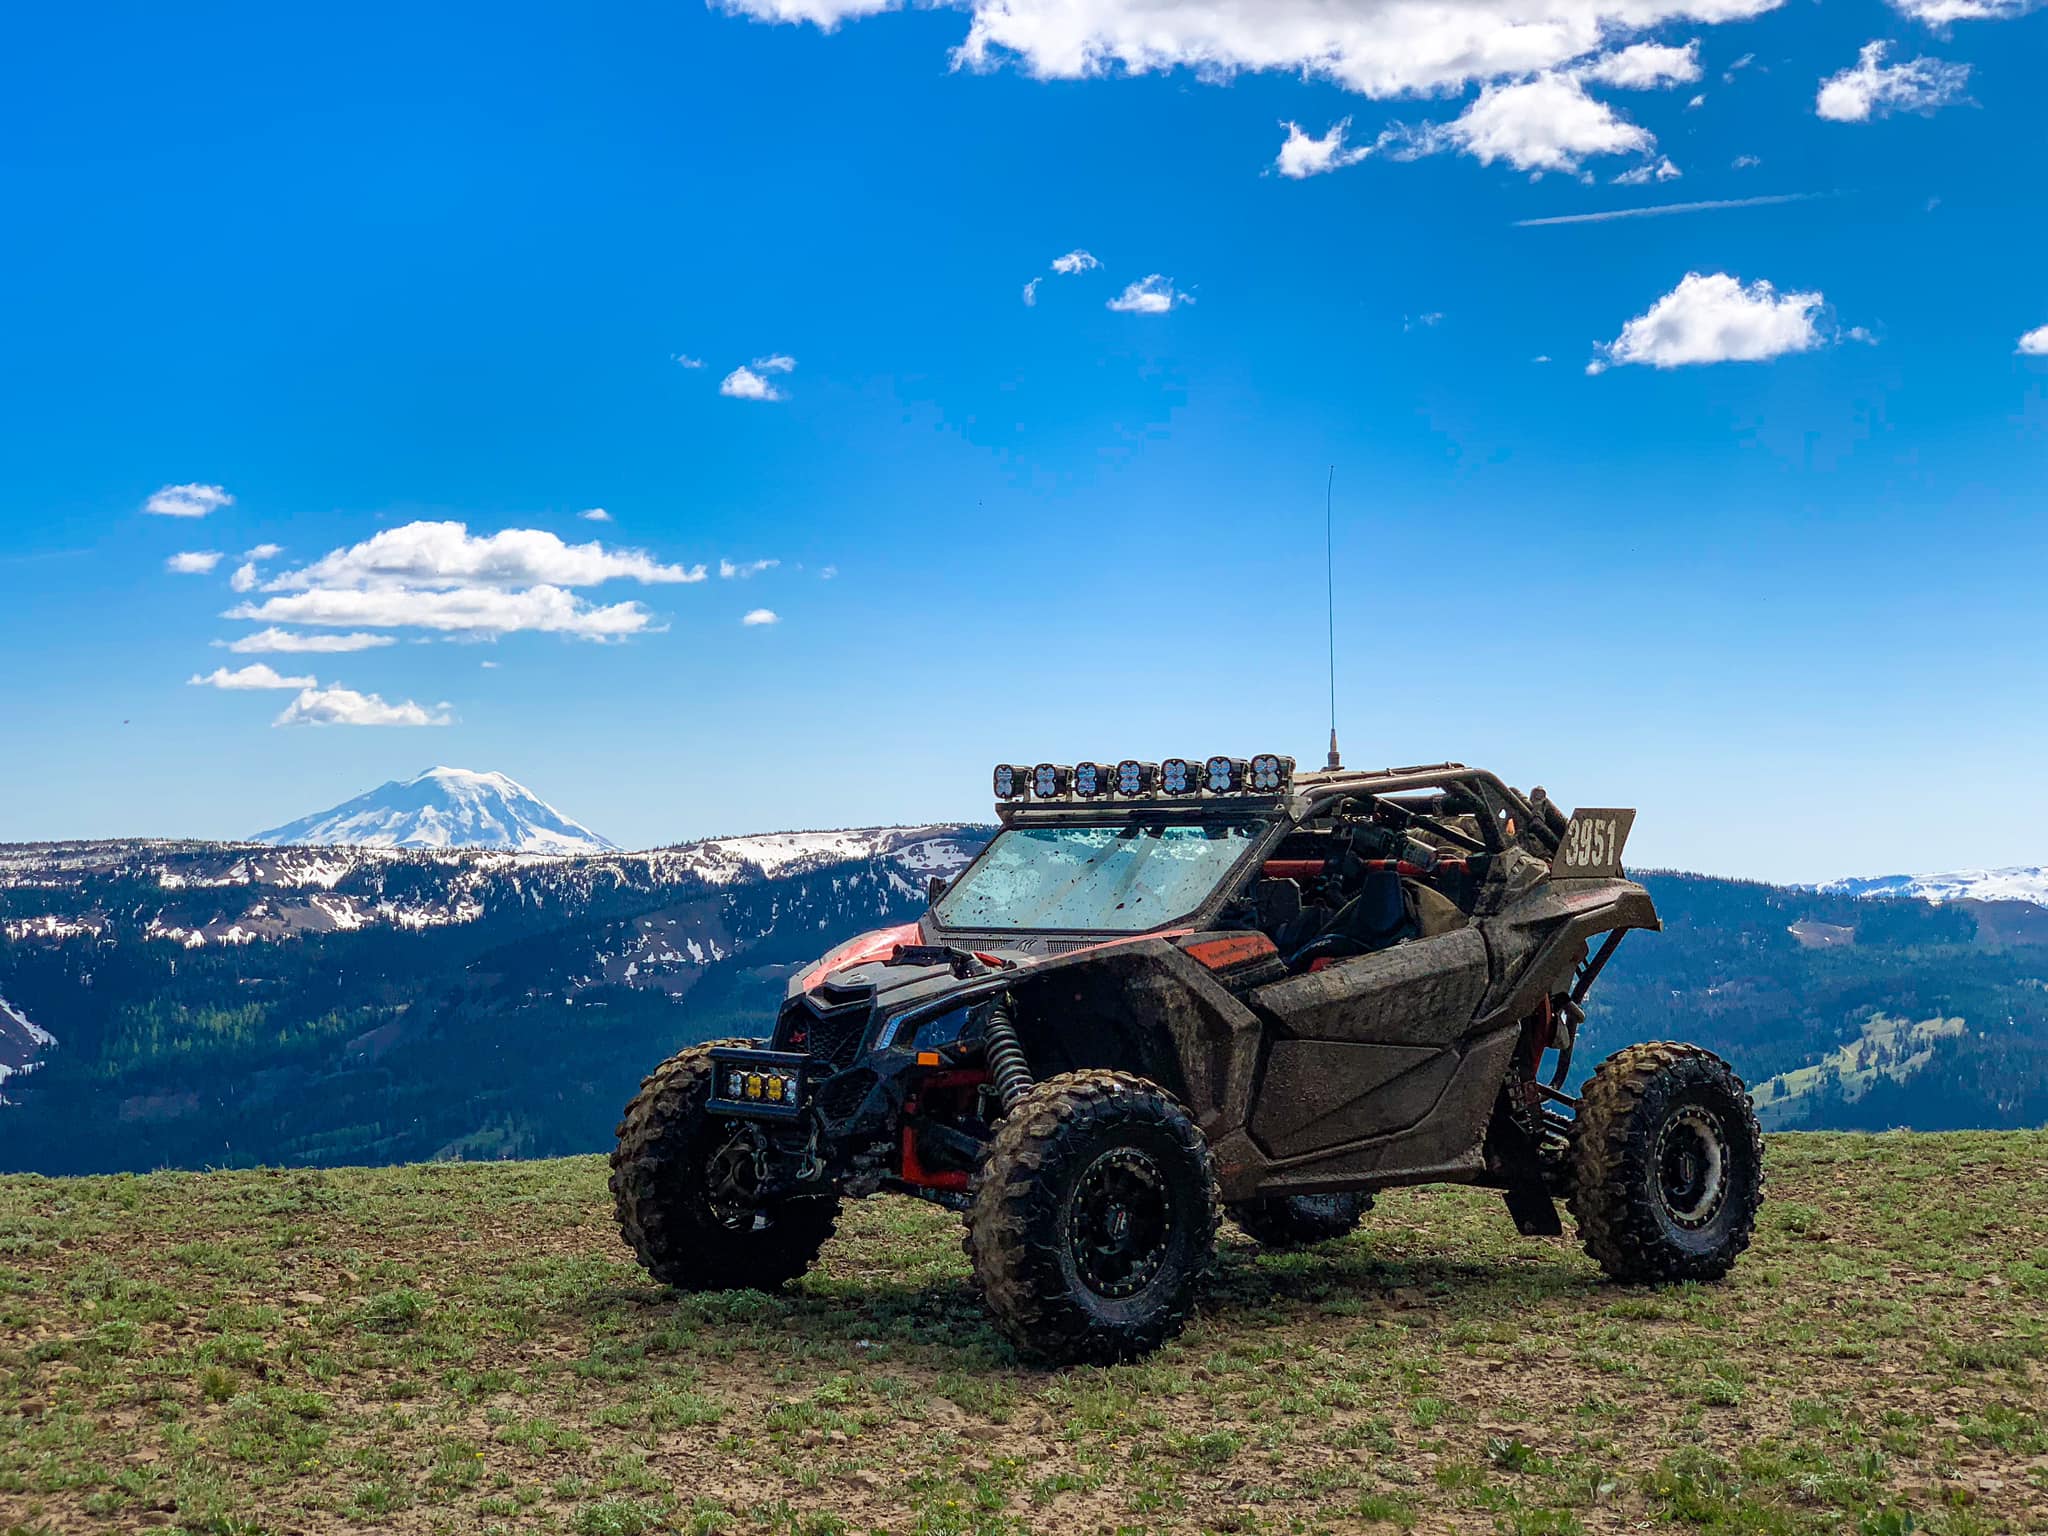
[
  {"left": 1656, "top": 1104, "right": 1728, "bottom": 1230},
  {"left": 704, "top": 1132, "right": 768, "bottom": 1231},
  {"left": 1067, "top": 1146, "right": 1173, "bottom": 1299}
]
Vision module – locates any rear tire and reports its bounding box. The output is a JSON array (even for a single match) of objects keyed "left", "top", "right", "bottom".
[
  {"left": 610, "top": 1039, "right": 839, "bottom": 1292},
  {"left": 966, "top": 1070, "right": 1219, "bottom": 1366},
  {"left": 1568, "top": 1042, "right": 1763, "bottom": 1284},
  {"left": 1227, "top": 1191, "right": 1372, "bottom": 1250}
]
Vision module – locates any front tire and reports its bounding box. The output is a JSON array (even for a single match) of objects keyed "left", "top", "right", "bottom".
[
  {"left": 1567, "top": 1042, "right": 1763, "bottom": 1284},
  {"left": 966, "top": 1070, "right": 1219, "bottom": 1366},
  {"left": 609, "top": 1040, "right": 839, "bottom": 1292},
  {"left": 1228, "top": 1191, "right": 1372, "bottom": 1250}
]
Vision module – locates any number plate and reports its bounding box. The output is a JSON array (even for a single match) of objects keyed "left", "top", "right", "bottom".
[{"left": 1552, "top": 808, "right": 1636, "bottom": 878}]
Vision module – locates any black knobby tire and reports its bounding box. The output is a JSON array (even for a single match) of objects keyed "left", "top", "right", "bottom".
[
  {"left": 965, "top": 1070, "right": 1219, "bottom": 1366},
  {"left": 1227, "top": 1191, "right": 1373, "bottom": 1250},
  {"left": 609, "top": 1039, "right": 839, "bottom": 1293},
  {"left": 1567, "top": 1042, "right": 1764, "bottom": 1284}
]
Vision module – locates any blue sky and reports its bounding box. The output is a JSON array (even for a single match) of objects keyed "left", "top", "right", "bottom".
[{"left": 1, "top": 0, "right": 2042, "bottom": 882}]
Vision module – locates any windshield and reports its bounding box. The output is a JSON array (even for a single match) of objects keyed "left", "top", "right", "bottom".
[{"left": 932, "top": 820, "right": 1262, "bottom": 934}]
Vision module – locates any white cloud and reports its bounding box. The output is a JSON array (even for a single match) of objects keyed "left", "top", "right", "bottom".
[
  {"left": 721, "top": 365, "right": 786, "bottom": 401},
  {"left": 819, "top": 564, "right": 838, "bottom": 579},
  {"left": 1817, "top": 41, "right": 1969, "bottom": 123},
  {"left": 1590, "top": 271, "right": 1826, "bottom": 373},
  {"left": 1443, "top": 74, "right": 1655, "bottom": 174},
  {"left": 244, "top": 543, "right": 283, "bottom": 560},
  {"left": 2018, "top": 325, "right": 2048, "bottom": 356},
  {"left": 719, "top": 558, "right": 779, "bottom": 578},
  {"left": 1276, "top": 119, "right": 1375, "bottom": 178},
  {"left": 271, "top": 521, "right": 702, "bottom": 592},
  {"left": 1612, "top": 156, "right": 1681, "bottom": 185},
  {"left": 753, "top": 353, "right": 797, "bottom": 373},
  {"left": 1050, "top": 249, "right": 1100, "bottom": 274},
  {"left": 1686, "top": 92, "right": 1706, "bottom": 108},
  {"left": 673, "top": 354, "right": 705, "bottom": 368},
  {"left": 1404, "top": 311, "right": 1444, "bottom": 331},
  {"left": 166, "top": 550, "right": 224, "bottom": 574},
  {"left": 229, "top": 584, "right": 659, "bottom": 640},
  {"left": 1580, "top": 40, "right": 1701, "bottom": 89},
  {"left": 1515, "top": 192, "right": 1817, "bottom": 226},
  {"left": 720, "top": 0, "right": 1784, "bottom": 100},
  {"left": 274, "top": 686, "right": 451, "bottom": 728},
  {"left": 221, "top": 628, "right": 397, "bottom": 654},
  {"left": 1887, "top": 0, "right": 2037, "bottom": 23},
  {"left": 1022, "top": 277, "right": 1042, "bottom": 306},
  {"left": 1732, "top": 154, "right": 1761, "bottom": 168},
  {"left": 578, "top": 508, "right": 613, "bottom": 522},
  {"left": 1106, "top": 275, "right": 1187, "bottom": 314},
  {"left": 230, "top": 561, "right": 260, "bottom": 592},
  {"left": 189, "top": 663, "right": 319, "bottom": 690},
  {"left": 144, "top": 483, "right": 233, "bottom": 518},
  {"left": 741, "top": 608, "right": 780, "bottom": 626}
]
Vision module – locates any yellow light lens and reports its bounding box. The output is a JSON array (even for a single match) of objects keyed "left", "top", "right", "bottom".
[
  {"left": 745, "top": 1073, "right": 762, "bottom": 1100},
  {"left": 766, "top": 1075, "right": 784, "bottom": 1102}
]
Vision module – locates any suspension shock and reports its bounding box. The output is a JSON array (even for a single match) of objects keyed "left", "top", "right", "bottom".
[{"left": 983, "top": 994, "right": 1034, "bottom": 1115}]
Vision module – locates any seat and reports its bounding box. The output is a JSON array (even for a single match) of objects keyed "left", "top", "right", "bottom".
[{"left": 1285, "top": 870, "right": 1416, "bottom": 970}]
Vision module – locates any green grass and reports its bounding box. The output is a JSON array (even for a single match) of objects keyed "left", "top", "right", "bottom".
[{"left": 1, "top": 1132, "right": 2045, "bottom": 1534}]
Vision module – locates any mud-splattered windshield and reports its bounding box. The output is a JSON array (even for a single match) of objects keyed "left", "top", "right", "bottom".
[{"left": 931, "top": 820, "right": 1262, "bottom": 934}]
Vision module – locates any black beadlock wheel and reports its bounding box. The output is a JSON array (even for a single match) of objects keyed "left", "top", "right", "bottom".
[
  {"left": 1567, "top": 1042, "right": 1764, "bottom": 1285},
  {"left": 965, "top": 1070, "right": 1219, "bottom": 1366},
  {"left": 609, "top": 1039, "right": 839, "bottom": 1292},
  {"left": 1227, "top": 1191, "right": 1373, "bottom": 1250}
]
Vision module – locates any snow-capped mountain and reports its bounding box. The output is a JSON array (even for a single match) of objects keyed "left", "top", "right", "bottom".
[
  {"left": 251, "top": 767, "right": 617, "bottom": 855},
  {"left": 1815, "top": 867, "right": 2048, "bottom": 908}
]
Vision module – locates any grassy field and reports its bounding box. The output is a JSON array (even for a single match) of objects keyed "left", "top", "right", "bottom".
[{"left": 2, "top": 1134, "right": 2044, "bottom": 1536}]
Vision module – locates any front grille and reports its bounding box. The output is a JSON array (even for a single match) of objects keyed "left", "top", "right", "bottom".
[
  {"left": 816, "top": 1068, "right": 877, "bottom": 1120},
  {"left": 774, "top": 991, "right": 875, "bottom": 1070}
]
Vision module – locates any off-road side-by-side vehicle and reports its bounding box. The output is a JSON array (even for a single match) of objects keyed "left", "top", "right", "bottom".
[{"left": 612, "top": 755, "right": 1764, "bottom": 1364}]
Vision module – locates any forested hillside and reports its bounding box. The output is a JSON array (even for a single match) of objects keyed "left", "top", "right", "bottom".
[{"left": 1, "top": 841, "right": 2044, "bottom": 1174}]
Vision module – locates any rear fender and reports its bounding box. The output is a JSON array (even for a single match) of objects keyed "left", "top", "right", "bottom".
[{"left": 1475, "top": 878, "right": 1659, "bottom": 1030}]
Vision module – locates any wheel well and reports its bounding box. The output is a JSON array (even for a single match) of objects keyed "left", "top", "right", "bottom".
[{"left": 1005, "top": 968, "right": 1192, "bottom": 1104}]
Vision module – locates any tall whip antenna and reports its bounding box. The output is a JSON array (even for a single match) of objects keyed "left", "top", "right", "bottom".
[{"left": 1325, "top": 464, "right": 1340, "bottom": 771}]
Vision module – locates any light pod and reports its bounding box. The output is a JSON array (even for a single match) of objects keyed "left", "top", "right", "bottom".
[
  {"left": 1249, "top": 753, "right": 1294, "bottom": 792},
  {"left": 1205, "top": 756, "right": 1249, "bottom": 794}
]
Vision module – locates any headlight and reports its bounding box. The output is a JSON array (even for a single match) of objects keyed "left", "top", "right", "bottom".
[
  {"left": 993, "top": 764, "right": 1030, "bottom": 800},
  {"left": 1117, "top": 760, "right": 1158, "bottom": 796},
  {"left": 1033, "top": 763, "right": 1072, "bottom": 798},
  {"left": 1072, "top": 761, "right": 1111, "bottom": 798},
  {"left": 1160, "top": 757, "right": 1199, "bottom": 795}
]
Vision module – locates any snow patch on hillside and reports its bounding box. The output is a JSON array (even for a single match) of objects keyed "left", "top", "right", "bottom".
[{"left": 1816, "top": 867, "right": 2048, "bottom": 908}]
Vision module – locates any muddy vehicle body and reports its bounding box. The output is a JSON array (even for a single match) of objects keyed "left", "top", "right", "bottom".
[{"left": 614, "top": 756, "right": 1763, "bottom": 1363}]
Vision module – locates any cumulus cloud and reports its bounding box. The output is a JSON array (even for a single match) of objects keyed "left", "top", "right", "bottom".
[
  {"left": 721, "top": 364, "right": 788, "bottom": 401},
  {"left": 145, "top": 483, "right": 233, "bottom": 518},
  {"left": 1106, "top": 275, "right": 1187, "bottom": 314},
  {"left": 1442, "top": 73, "right": 1656, "bottom": 174},
  {"left": 741, "top": 608, "right": 780, "bottom": 626},
  {"left": 1590, "top": 271, "right": 1827, "bottom": 373},
  {"left": 270, "top": 521, "right": 703, "bottom": 592},
  {"left": 1887, "top": 0, "right": 2037, "bottom": 22},
  {"left": 719, "top": 558, "right": 779, "bottom": 578},
  {"left": 720, "top": 0, "right": 1782, "bottom": 101},
  {"left": 244, "top": 543, "right": 283, "bottom": 560},
  {"left": 578, "top": 508, "right": 613, "bottom": 522},
  {"left": 274, "top": 686, "right": 451, "bottom": 728},
  {"left": 1580, "top": 40, "right": 1702, "bottom": 88},
  {"left": 1022, "top": 277, "right": 1042, "bottom": 306},
  {"left": 1817, "top": 41, "right": 1970, "bottom": 122},
  {"left": 1276, "top": 119, "right": 1375, "bottom": 178},
  {"left": 230, "top": 562, "right": 260, "bottom": 592},
  {"left": 166, "top": 550, "right": 224, "bottom": 574},
  {"left": 229, "top": 584, "right": 659, "bottom": 640},
  {"left": 1050, "top": 249, "right": 1101, "bottom": 274},
  {"left": 1613, "top": 156, "right": 1682, "bottom": 185},
  {"left": 673, "top": 353, "right": 705, "bottom": 368},
  {"left": 188, "top": 664, "right": 318, "bottom": 691},
  {"left": 2018, "top": 325, "right": 2048, "bottom": 356},
  {"left": 220, "top": 628, "right": 397, "bottom": 654}
]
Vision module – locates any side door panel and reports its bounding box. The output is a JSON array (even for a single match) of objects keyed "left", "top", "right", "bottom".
[{"left": 1246, "top": 927, "right": 1490, "bottom": 1159}]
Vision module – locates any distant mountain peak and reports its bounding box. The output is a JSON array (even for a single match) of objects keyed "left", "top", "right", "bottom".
[{"left": 251, "top": 767, "right": 618, "bottom": 855}]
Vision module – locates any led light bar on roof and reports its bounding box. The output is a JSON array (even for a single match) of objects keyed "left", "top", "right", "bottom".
[{"left": 992, "top": 754, "right": 1294, "bottom": 800}]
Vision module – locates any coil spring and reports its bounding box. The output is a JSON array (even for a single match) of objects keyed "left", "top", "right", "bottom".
[{"left": 983, "top": 996, "right": 1033, "bottom": 1115}]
